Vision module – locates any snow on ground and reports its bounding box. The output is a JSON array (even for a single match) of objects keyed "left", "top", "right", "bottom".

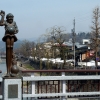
[
  {"left": 40, "top": 58, "right": 74, "bottom": 64},
  {"left": 30, "top": 56, "right": 100, "bottom": 67},
  {"left": 78, "top": 60, "right": 100, "bottom": 67}
]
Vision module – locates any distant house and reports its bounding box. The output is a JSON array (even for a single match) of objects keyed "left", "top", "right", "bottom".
[
  {"left": 63, "top": 40, "right": 92, "bottom": 61},
  {"left": 53, "top": 41, "right": 89, "bottom": 61},
  {"left": 42, "top": 39, "right": 94, "bottom": 62},
  {"left": 83, "top": 39, "right": 90, "bottom": 45}
]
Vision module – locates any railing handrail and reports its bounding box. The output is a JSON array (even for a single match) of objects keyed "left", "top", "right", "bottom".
[
  {"left": 21, "top": 69, "right": 100, "bottom": 73},
  {"left": 23, "top": 75, "right": 100, "bottom": 81},
  {"left": 0, "top": 77, "right": 3, "bottom": 99},
  {"left": 23, "top": 92, "right": 100, "bottom": 98}
]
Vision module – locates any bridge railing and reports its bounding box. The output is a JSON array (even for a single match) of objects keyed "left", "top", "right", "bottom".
[
  {"left": 21, "top": 69, "right": 100, "bottom": 100},
  {"left": 0, "top": 77, "right": 2, "bottom": 100},
  {"left": 0, "top": 70, "right": 2, "bottom": 100}
]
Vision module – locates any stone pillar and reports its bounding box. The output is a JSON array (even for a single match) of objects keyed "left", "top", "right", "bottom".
[{"left": 2, "top": 77, "right": 22, "bottom": 100}]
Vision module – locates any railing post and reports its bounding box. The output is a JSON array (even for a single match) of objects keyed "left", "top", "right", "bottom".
[
  {"left": 61, "top": 72, "right": 66, "bottom": 100},
  {"left": 31, "top": 73, "right": 35, "bottom": 100}
]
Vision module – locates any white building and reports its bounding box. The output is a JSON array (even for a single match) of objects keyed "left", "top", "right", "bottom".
[{"left": 83, "top": 39, "right": 90, "bottom": 44}]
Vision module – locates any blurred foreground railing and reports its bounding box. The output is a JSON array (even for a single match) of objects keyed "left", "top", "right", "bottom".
[
  {"left": 21, "top": 69, "right": 100, "bottom": 100},
  {"left": 0, "top": 78, "right": 2, "bottom": 100},
  {"left": 0, "top": 70, "right": 2, "bottom": 100}
]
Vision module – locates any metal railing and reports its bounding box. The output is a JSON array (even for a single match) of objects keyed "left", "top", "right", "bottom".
[
  {"left": 0, "top": 70, "right": 3, "bottom": 100},
  {"left": 0, "top": 77, "right": 2, "bottom": 100},
  {"left": 21, "top": 69, "right": 100, "bottom": 100},
  {"left": 0, "top": 70, "right": 2, "bottom": 100}
]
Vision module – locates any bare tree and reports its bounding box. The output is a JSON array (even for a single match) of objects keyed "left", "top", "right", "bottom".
[
  {"left": 19, "top": 40, "right": 35, "bottom": 57},
  {"left": 90, "top": 6, "right": 100, "bottom": 68},
  {"left": 49, "top": 26, "right": 67, "bottom": 58},
  {"left": 47, "top": 26, "right": 68, "bottom": 69},
  {"left": 29, "top": 41, "right": 36, "bottom": 59}
]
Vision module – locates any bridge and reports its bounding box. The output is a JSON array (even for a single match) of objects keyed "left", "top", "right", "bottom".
[{"left": 0, "top": 70, "right": 100, "bottom": 100}]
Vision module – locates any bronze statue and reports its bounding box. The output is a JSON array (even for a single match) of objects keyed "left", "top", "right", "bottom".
[{"left": 0, "top": 10, "right": 19, "bottom": 77}]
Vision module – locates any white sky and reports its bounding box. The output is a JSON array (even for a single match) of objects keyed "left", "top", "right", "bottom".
[{"left": 0, "top": 0, "right": 100, "bottom": 41}]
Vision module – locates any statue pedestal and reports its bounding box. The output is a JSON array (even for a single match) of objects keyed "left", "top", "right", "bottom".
[{"left": 2, "top": 77, "right": 22, "bottom": 100}]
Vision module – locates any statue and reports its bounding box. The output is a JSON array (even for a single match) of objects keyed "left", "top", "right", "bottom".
[{"left": 0, "top": 10, "right": 19, "bottom": 77}]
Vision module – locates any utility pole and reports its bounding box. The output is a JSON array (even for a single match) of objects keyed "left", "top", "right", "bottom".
[
  {"left": 72, "top": 18, "right": 76, "bottom": 68},
  {"left": 51, "top": 28, "right": 55, "bottom": 58}
]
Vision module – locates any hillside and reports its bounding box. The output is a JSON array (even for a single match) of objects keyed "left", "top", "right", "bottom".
[{"left": 0, "top": 40, "right": 22, "bottom": 51}]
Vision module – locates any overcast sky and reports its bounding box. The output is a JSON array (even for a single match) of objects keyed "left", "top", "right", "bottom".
[{"left": 0, "top": 0, "right": 100, "bottom": 41}]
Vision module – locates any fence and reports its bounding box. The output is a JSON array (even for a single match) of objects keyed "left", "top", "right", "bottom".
[
  {"left": 0, "top": 70, "right": 100, "bottom": 99},
  {"left": 21, "top": 69, "right": 100, "bottom": 100}
]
